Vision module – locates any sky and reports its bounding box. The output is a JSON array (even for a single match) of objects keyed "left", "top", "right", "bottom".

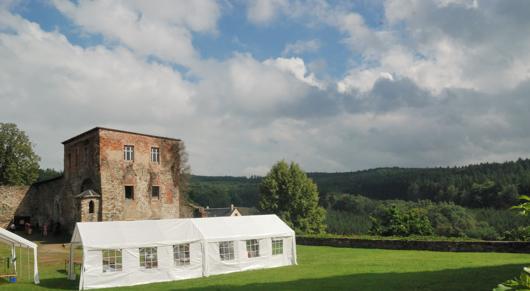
[{"left": 1, "top": 0, "right": 530, "bottom": 176}]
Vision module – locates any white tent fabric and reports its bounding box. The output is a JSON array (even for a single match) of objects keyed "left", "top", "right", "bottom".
[
  {"left": 70, "top": 215, "right": 296, "bottom": 290},
  {"left": 0, "top": 227, "right": 40, "bottom": 284}
]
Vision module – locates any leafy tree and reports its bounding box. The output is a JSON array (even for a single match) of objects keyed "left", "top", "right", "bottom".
[
  {"left": 37, "top": 168, "right": 63, "bottom": 182},
  {"left": 496, "top": 196, "right": 530, "bottom": 290},
  {"left": 258, "top": 160, "right": 326, "bottom": 234},
  {"left": 0, "top": 123, "right": 40, "bottom": 185}
]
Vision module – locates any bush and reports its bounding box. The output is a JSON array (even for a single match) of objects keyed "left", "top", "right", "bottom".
[
  {"left": 503, "top": 226, "right": 530, "bottom": 241},
  {"left": 326, "top": 210, "right": 371, "bottom": 234},
  {"left": 370, "top": 205, "right": 433, "bottom": 236}
]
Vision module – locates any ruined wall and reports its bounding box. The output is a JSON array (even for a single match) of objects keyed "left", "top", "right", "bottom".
[
  {"left": 99, "top": 130, "right": 180, "bottom": 221},
  {"left": 0, "top": 185, "right": 31, "bottom": 228},
  {"left": 28, "top": 177, "right": 70, "bottom": 229}
]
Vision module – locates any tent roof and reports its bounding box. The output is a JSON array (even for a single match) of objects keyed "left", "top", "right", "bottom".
[
  {"left": 0, "top": 227, "right": 37, "bottom": 248},
  {"left": 71, "top": 218, "right": 203, "bottom": 249},
  {"left": 191, "top": 215, "right": 294, "bottom": 241},
  {"left": 72, "top": 215, "right": 294, "bottom": 248}
]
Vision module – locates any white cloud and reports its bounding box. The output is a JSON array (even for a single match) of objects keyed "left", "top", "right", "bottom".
[
  {"left": 52, "top": 0, "right": 220, "bottom": 66},
  {"left": 282, "top": 39, "right": 321, "bottom": 55},
  {"left": 3, "top": 1, "right": 530, "bottom": 177},
  {"left": 264, "top": 57, "right": 324, "bottom": 89},
  {"left": 0, "top": 9, "right": 195, "bottom": 168},
  {"left": 246, "top": 0, "right": 288, "bottom": 25}
]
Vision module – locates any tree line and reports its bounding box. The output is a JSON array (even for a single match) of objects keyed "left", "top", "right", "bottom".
[
  {"left": 326, "top": 194, "right": 530, "bottom": 241},
  {"left": 190, "top": 158, "right": 530, "bottom": 210}
]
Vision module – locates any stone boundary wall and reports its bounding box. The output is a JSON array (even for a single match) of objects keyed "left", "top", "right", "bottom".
[
  {"left": 297, "top": 236, "right": 530, "bottom": 253},
  {"left": 0, "top": 185, "right": 31, "bottom": 228}
]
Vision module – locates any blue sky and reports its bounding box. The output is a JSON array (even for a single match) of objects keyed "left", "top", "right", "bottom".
[
  {"left": 2, "top": 0, "right": 530, "bottom": 175},
  {"left": 14, "top": 0, "right": 356, "bottom": 78}
]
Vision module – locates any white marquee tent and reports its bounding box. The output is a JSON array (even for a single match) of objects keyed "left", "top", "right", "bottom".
[
  {"left": 69, "top": 215, "right": 297, "bottom": 290},
  {"left": 0, "top": 227, "right": 39, "bottom": 284}
]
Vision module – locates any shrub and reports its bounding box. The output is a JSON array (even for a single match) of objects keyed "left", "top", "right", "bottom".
[{"left": 370, "top": 205, "right": 433, "bottom": 236}]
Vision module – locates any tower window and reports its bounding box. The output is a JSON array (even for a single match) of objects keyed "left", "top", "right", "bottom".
[
  {"left": 88, "top": 200, "right": 95, "bottom": 214},
  {"left": 151, "top": 186, "right": 160, "bottom": 199},
  {"left": 125, "top": 186, "right": 134, "bottom": 200},
  {"left": 124, "top": 145, "right": 134, "bottom": 161},
  {"left": 151, "top": 147, "right": 160, "bottom": 163}
]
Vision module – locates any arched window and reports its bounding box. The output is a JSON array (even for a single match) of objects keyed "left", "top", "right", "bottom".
[{"left": 88, "top": 200, "right": 95, "bottom": 214}]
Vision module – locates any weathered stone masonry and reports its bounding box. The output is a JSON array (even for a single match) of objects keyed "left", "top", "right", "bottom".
[{"left": 0, "top": 127, "right": 188, "bottom": 233}]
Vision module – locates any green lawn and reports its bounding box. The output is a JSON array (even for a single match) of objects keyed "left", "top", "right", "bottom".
[{"left": 1, "top": 244, "right": 529, "bottom": 290}]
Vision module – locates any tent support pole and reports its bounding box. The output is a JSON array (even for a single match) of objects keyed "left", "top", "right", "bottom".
[
  {"left": 27, "top": 246, "right": 30, "bottom": 281},
  {"left": 68, "top": 243, "right": 76, "bottom": 280},
  {"left": 11, "top": 243, "right": 16, "bottom": 274},
  {"left": 19, "top": 244, "right": 21, "bottom": 279},
  {"left": 292, "top": 236, "right": 298, "bottom": 265},
  {"left": 201, "top": 241, "right": 208, "bottom": 277},
  {"left": 33, "top": 246, "right": 40, "bottom": 284}
]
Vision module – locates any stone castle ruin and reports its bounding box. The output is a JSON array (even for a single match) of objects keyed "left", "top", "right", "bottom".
[{"left": 0, "top": 127, "right": 193, "bottom": 233}]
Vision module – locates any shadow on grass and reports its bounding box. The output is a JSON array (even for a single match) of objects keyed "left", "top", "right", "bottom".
[
  {"left": 38, "top": 278, "right": 78, "bottom": 290},
  {"left": 6, "top": 264, "right": 522, "bottom": 290},
  {"left": 163, "top": 264, "right": 524, "bottom": 291}
]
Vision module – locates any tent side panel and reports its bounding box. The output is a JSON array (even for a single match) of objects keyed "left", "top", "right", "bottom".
[
  {"left": 81, "top": 243, "right": 203, "bottom": 290},
  {"left": 205, "top": 236, "right": 295, "bottom": 276}
]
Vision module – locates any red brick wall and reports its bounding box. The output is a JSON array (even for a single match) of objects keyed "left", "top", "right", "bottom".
[{"left": 98, "top": 129, "right": 181, "bottom": 221}]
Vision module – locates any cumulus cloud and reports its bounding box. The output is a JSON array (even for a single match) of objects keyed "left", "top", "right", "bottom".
[
  {"left": 282, "top": 39, "right": 321, "bottom": 55},
  {"left": 246, "top": 0, "right": 288, "bottom": 25},
  {"left": 52, "top": 0, "right": 220, "bottom": 66},
  {"left": 2, "top": 1, "right": 530, "bottom": 176}
]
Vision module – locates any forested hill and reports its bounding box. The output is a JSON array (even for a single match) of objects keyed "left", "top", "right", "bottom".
[{"left": 189, "top": 158, "right": 530, "bottom": 209}]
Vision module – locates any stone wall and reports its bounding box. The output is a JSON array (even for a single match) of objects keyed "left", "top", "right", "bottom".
[
  {"left": 0, "top": 185, "right": 31, "bottom": 228},
  {"left": 79, "top": 198, "right": 100, "bottom": 222},
  {"left": 0, "top": 178, "right": 66, "bottom": 230},
  {"left": 99, "top": 129, "right": 181, "bottom": 221},
  {"left": 28, "top": 177, "right": 71, "bottom": 229},
  {"left": 297, "top": 236, "right": 530, "bottom": 253}
]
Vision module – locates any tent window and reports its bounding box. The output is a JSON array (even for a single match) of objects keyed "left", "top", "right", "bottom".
[
  {"left": 88, "top": 201, "right": 94, "bottom": 214},
  {"left": 246, "top": 239, "right": 260, "bottom": 258},
  {"left": 272, "top": 238, "right": 283, "bottom": 255},
  {"left": 219, "top": 241, "right": 234, "bottom": 261},
  {"left": 173, "top": 243, "right": 190, "bottom": 266},
  {"left": 139, "top": 247, "right": 158, "bottom": 269},
  {"left": 102, "top": 249, "right": 122, "bottom": 273}
]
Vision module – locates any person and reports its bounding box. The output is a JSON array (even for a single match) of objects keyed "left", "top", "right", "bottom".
[{"left": 43, "top": 222, "right": 48, "bottom": 237}]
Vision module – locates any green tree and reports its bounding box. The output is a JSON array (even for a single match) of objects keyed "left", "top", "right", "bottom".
[
  {"left": 258, "top": 160, "right": 326, "bottom": 234},
  {"left": 0, "top": 123, "right": 40, "bottom": 185},
  {"left": 37, "top": 168, "right": 63, "bottom": 182},
  {"left": 495, "top": 195, "right": 530, "bottom": 290}
]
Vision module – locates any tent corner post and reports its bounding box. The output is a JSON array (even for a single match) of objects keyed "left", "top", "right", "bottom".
[
  {"left": 68, "top": 243, "right": 76, "bottom": 280},
  {"left": 33, "top": 246, "right": 40, "bottom": 284}
]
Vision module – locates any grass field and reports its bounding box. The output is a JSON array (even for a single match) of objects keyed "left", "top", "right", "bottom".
[{"left": 1, "top": 243, "right": 529, "bottom": 290}]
